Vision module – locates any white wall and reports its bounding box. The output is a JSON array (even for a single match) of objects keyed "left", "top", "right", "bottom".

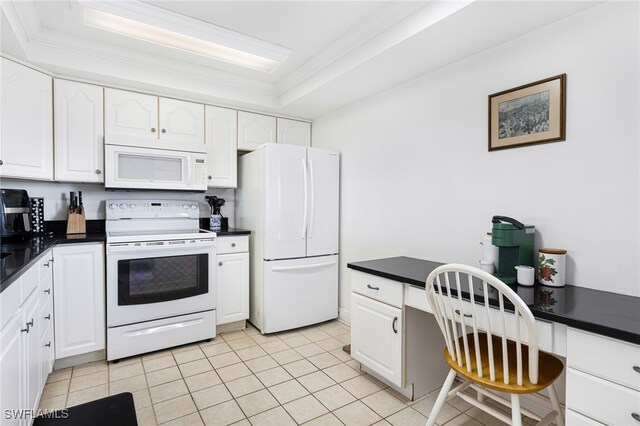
[
  {"left": 312, "top": 1, "right": 640, "bottom": 315},
  {"left": 0, "top": 178, "right": 236, "bottom": 226}
]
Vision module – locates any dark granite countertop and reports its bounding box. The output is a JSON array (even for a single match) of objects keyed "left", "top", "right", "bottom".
[
  {"left": 1, "top": 231, "right": 106, "bottom": 293},
  {"left": 348, "top": 256, "right": 640, "bottom": 345},
  {"left": 215, "top": 228, "right": 251, "bottom": 236}
]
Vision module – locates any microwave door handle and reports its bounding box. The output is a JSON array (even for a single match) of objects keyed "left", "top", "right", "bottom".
[{"left": 187, "top": 155, "right": 193, "bottom": 188}]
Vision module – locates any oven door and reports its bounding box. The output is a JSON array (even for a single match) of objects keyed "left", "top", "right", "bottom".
[{"left": 107, "top": 243, "right": 216, "bottom": 327}]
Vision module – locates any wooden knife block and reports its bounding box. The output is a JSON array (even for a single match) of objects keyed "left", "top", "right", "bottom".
[{"left": 66, "top": 211, "right": 86, "bottom": 234}]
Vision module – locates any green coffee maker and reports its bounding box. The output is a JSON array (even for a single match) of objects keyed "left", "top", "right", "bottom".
[{"left": 491, "top": 216, "right": 535, "bottom": 284}]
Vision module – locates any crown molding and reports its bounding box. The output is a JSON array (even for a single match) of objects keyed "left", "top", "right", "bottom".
[{"left": 0, "top": 0, "right": 35, "bottom": 55}]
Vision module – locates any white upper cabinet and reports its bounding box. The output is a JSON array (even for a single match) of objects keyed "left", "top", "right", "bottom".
[
  {"left": 0, "top": 58, "right": 53, "bottom": 181},
  {"left": 237, "top": 111, "right": 276, "bottom": 151},
  {"left": 105, "top": 88, "right": 205, "bottom": 152},
  {"left": 105, "top": 88, "right": 158, "bottom": 146},
  {"left": 205, "top": 105, "right": 237, "bottom": 188},
  {"left": 159, "top": 97, "right": 205, "bottom": 149},
  {"left": 54, "top": 79, "right": 104, "bottom": 182},
  {"left": 277, "top": 118, "right": 311, "bottom": 147}
]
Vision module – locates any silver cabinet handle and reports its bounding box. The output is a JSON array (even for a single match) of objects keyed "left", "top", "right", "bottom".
[
  {"left": 208, "top": 175, "right": 212, "bottom": 180},
  {"left": 632, "top": 413, "right": 640, "bottom": 422},
  {"left": 43, "top": 261, "right": 50, "bottom": 267},
  {"left": 231, "top": 243, "right": 236, "bottom": 247},
  {"left": 161, "top": 129, "right": 166, "bottom": 133},
  {"left": 392, "top": 317, "right": 398, "bottom": 334},
  {"left": 218, "top": 262, "right": 223, "bottom": 266},
  {"left": 633, "top": 366, "right": 640, "bottom": 374},
  {"left": 95, "top": 169, "right": 102, "bottom": 174},
  {"left": 21, "top": 327, "right": 29, "bottom": 333},
  {"left": 44, "top": 342, "right": 51, "bottom": 348},
  {"left": 27, "top": 318, "right": 34, "bottom": 327},
  {"left": 44, "top": 288, "right": 51, "bottom": 294},
  {"left": 0, "top": 160, "right": 3, "bottom": 165},
  {"left": 455, "top": 309, "right": 472, "bottom": 318},
  {"left": 366, "top": 284, "right": 379, "bottom": 291},
  {"left": 44, "top": 314, "right": 51, "bottom": 320},
  {"left": 151, "top": 128, "right": 156, "bottom": 133}
]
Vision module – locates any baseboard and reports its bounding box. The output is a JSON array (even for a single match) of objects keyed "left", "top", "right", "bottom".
[
  {"left": 54, "top": 350, "right": 106, "bottom": 370},
  {"left": 338, "top": 307, "right": 350, "bottom": 325}
]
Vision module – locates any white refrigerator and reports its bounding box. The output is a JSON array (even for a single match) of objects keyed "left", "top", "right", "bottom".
[{"left": 237, "top": 144, "right": 339, "bottom": 334}]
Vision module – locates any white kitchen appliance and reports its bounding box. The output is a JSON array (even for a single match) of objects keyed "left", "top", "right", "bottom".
[
  {"left": 106, "top": 200, "right": 216, "bottom": 360},
  {"left": 105, "top": 145, "right": 207, "bottom": 191},
  {"left": 237, "top": 144, "right": 339, "bottom": 334}
]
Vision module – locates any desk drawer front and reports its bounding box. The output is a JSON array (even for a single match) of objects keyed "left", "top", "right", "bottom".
[
  {"left": 567, "top": 367, "right": 640, "bottom": 425},
  {"left": 352, "top": 271, "right": 403, "bottom": 308},
  {"left": 217, "top": 236, "right": 249, "bottom": 254},
  {"left": 567, "top": 328, "right": 640, "bottom": 391}
]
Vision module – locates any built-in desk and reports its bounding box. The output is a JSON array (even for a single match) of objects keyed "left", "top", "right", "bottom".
[{"left": 347, "top": 256, "right": 640, "bottom": 425}]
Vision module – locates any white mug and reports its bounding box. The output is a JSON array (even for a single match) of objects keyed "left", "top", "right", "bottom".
[
  {"left": 515, "top": 265, "right": 535, "bottom": 286},
  {"left": 479, "top": 260, "right": 494, "bottom": 274},
  {"left": 479, "top": 233, "right": 499, "bottom": 269}
]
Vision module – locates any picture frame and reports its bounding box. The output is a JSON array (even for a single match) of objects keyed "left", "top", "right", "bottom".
[{"left": 488, "top": 74, "right": 566, "bottom": 151}]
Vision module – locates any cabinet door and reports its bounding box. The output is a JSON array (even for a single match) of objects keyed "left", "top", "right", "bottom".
[
  {"left": 277, "top": 118, "right": 311, "bottom": 147},
  {"left": 54, "top": 80, "right": 104, "bottom": 182},
  {"left": 216, "top": 252, "right": 249, "bottom": 325},
  {"left": 237, "top": 111, "right": 276, "bottom": 151},
  {"left": 206, "top": 106, "right": 237, "bottom": 188},
  {"left": 159, "top": 97, "right": 205, "bottom": 150},
  {"left": 351, "top": 293, "right": 403, "bottom": 387},
  {"left": 22, "top": 293, "right": 41, "bottom": 414},
  {"left": 0, "top": 313, "right": 24, "bottom": 426},
  {"left": 53, "top": 243, "right": 105, "bottom": 359},
  {"left": 0, "top": 58, "right": 53, "bottom": 181},
  {"left": 104, "top": 88, "right": 158, "bottom": 147}
]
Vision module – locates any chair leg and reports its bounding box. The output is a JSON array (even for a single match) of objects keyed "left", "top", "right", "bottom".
[
  {"left": 426, "top": 370, "right": 457, "bottom": 426},
  {"left": 511, "top": 394, "right": 522, "bottom": 426},
  {"left": 547, "top": 384, "right": 565, "bottom": 426}
]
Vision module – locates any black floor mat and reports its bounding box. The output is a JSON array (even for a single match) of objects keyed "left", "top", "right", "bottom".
[{"left": 34, "top": 392, "right": 137, "bottom": 426}]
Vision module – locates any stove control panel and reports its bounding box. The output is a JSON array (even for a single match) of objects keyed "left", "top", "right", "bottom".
[{"left": 106, "top": 200, "right": 201, "bottom": 220}]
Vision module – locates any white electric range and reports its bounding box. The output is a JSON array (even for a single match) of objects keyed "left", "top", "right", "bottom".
[{"left": 105, "top": 200, "right": 216, "bottom": 361}]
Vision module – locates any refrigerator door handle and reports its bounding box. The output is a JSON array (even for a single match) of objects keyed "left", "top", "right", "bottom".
[
  {"left": 308, "top": 158, "right": 315, "bottom": 238},
  {"left": 301, "top": 157, "right": 309, "bottom": 239},
  {"left": 271, "top": 260, "right": 337, "bottom": 272}
]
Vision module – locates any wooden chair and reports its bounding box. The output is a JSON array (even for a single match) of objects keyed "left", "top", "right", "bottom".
[{"left": 424, "top": 264, "right": 564, "bottom": 426}]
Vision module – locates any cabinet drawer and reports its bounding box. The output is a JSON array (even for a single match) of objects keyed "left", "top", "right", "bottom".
[
  {"left": 566, "top": 409, "right": 605, "bottom": 425},
  {"left": 39, "top": 298, "right": 53, "bottom": 337},
  {"left": 405, "top": 284, "right": 431, "bottom": 313},
  {"left": 566, "top": 367, "right": 640, "bottom": 425},
  {"left": 20, "top": 261, "right": 39, "bottom": 303},
  {"left": 568, "top": 328, "right": 640, "bottom": 391},
  {"left": 217, "top": 236, "right": 249, "bottom": 254},
  {"left": 351, "top": 271, "right": 403, "bottom": 308}
]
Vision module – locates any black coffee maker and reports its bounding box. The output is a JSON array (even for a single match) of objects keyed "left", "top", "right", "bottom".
[{"left": 0, "top": 189, "right": 31, "bottom": 239}]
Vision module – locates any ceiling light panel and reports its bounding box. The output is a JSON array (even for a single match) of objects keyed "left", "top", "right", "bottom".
[{"left": 77, "top": 0, "right": 292, "bottom": 72}]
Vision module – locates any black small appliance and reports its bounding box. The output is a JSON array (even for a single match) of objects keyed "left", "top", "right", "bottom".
[{"left": 0, "top": 189, "right": 31, "bottom": 239}]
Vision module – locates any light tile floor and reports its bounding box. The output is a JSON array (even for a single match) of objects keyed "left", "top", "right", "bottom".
[{"left": 38, "top": 320, "right": 520, "bottom": 426}]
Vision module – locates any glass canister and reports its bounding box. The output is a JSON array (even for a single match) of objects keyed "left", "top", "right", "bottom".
[{"left": 538, "top": 248, "right": 567, "bottom": 287}]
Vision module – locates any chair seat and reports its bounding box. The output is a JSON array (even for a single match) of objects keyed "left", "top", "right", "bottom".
[{"left": 444, "top": 332, "right": 564, "bottom": 394}]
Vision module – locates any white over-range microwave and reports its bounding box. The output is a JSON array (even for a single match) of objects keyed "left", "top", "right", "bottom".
[{"left": 105, "top": 145, "right": 207, "bottom": 191}]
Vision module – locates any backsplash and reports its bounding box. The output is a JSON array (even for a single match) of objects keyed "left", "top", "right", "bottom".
[{"left": 0, "top": 178, "right": 236, "bottom": 227}]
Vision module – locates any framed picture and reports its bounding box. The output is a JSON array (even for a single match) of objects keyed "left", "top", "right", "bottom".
[{"left": 488, "top": 74, "right": 566, "bottom": 151}]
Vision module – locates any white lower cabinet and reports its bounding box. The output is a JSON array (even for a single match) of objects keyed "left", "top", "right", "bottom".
[
  {"left": 216, "top": 236, "right": 249, "bottom": 326},
  {"left": 351, "top": 292, "right": 403, "bottom": 387},
  {"left": 566, "top": 328, "right": 640, "bottom": 425},
  {"left": 0, "top": 249, "right": 53, "bottom": 425},
  {"left": 53, "top": 243, "right": 105, "bottom": 359}
]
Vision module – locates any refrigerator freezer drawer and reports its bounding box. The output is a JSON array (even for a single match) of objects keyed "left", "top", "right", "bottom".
[{"left": 263, "top": 255, "right": 338, "bottom": 333}]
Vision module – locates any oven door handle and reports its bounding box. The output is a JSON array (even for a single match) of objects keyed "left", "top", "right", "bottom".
[{"left": 123, "top": 317, "right": 205, "bottom": 337}]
